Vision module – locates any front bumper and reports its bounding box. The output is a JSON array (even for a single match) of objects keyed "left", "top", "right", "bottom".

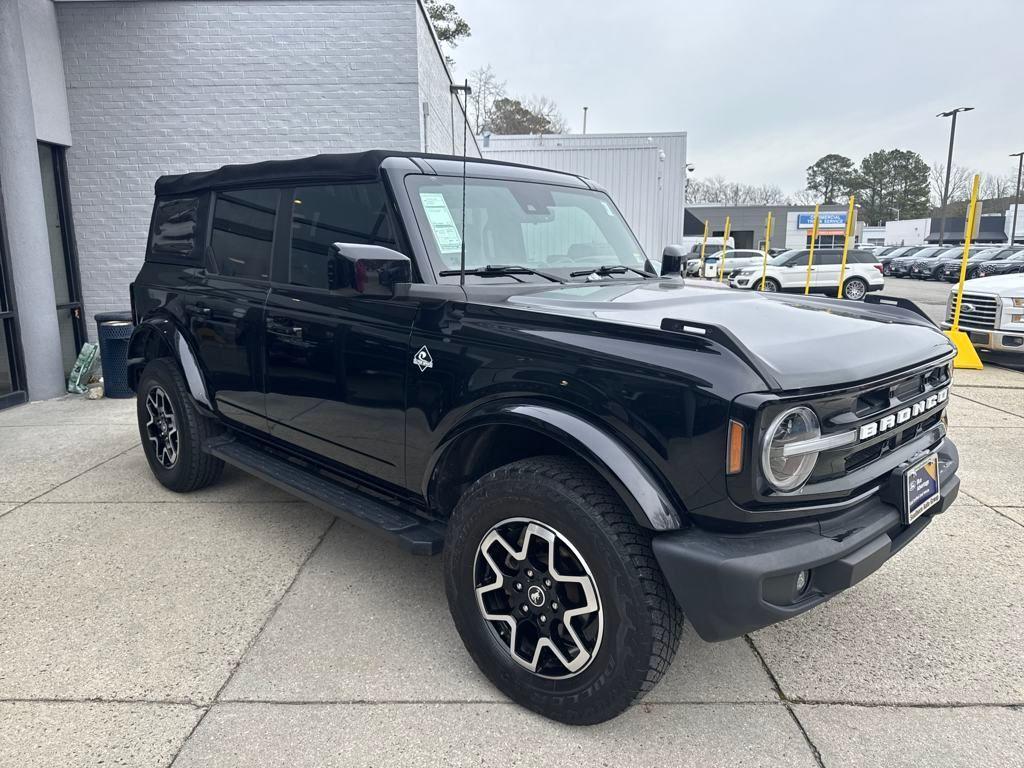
[
  {"left": 730, "top": 275, "right": 756, "bottom": 289},
  {"left": 941, "top": 323, "right": 1024, "bottom": 352},
  {"left": 652, "top": 438, "right": 960, "bottom": 642}
]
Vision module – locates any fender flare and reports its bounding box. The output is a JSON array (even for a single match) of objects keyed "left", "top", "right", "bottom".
[
  {"left": 426, "top": 402, "right": 682, "bottom": 531},
  {"left": 127, "top": 316, "right": 211, "bottom": 407}
]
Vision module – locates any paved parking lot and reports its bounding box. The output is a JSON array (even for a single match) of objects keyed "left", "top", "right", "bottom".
[
  {"left": 878, "top": 276, "right": 953, "bottom": 324},
  {"left": 2, "top": 364, "right": 1024, "bottom": 767}
]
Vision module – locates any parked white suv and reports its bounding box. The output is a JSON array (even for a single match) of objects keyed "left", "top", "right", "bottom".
[
  {"left": 700, "top": 249, "right": 768, "bottom": 278},
  {"left": 729, "top": 248, "right": 884, "bottom": 300},
  {"left": 942, "top": 274, "right": 1024, "bottom": 353}
]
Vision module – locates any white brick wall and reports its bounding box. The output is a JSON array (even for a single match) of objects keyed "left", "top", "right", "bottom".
[
  {"left": 415, "top": 5, "right": 479, "bottom": 157},
  {"left": 57, "top": 0, "right": 449, "bottom": 327}
]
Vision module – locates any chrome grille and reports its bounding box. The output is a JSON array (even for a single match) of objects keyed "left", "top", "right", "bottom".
[{"left": 947, "top": 292, "right": 998, "bottom": 330}]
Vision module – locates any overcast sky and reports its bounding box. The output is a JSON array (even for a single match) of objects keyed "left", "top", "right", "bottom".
[{"left": 452, "top": 0, "right": 1023, "bottom": 193}]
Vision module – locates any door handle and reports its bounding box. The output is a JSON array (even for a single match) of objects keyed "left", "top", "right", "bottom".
[{"left": 194, "top": 302, "right": 212, "bottom": 316}]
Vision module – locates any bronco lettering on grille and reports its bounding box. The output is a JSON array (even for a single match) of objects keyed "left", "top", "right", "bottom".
[{"left": 857, "top": 388, "right": 948, "bottom": 441}]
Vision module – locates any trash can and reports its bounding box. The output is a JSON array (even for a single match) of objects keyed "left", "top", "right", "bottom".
[{"left": 94, "top": 311, "right": 135, "bottom": 398}]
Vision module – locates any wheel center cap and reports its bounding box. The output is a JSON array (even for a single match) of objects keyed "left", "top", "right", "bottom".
[{"left": 527, "top": 585, "right": 546, "bottom": 607}]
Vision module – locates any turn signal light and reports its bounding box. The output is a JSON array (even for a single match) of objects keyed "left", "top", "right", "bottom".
[{"left": 727, "top": 419, "right": 745, "bottom": 475}]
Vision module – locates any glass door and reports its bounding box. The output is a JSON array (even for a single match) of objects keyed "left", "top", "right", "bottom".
[
  {"left": 0, "top": 196, "right": 27, "bottom": 409},
  {"left": 38, "top": 143, "right": 86, "bottom": 375}
]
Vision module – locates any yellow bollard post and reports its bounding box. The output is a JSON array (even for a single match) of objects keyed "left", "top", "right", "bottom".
[
  {"left": 718, "top": 216, "right": 731, "bottom": 283},
  {"left": 698, "top": 219, "right": 709, "bottom": 278},
  {"left": 945, "top": 174, "right": 984, "bottom": 369},
  {"left": 759, "top": 211, "right": 773, "bottom": 291},
  {"left": 804, "top": 204, "right": 819, "bottom": 295},
  {"left": 836, "top": 195, "right": 856, "bottom": 299}
]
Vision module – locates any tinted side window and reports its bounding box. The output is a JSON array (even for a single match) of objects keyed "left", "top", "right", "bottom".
[
  {"left": 289, "top": 183, "right": 396, "bottom": 289},
  {"left": 149, "top": 196, "right": 199, "bottom": 263},
  {"left": 848, "top": 250, "right": 877, "bottom": 263},
  {"left": 786, "top": 251, "right": 810, "bottom": 266},
  {"left": 209, "top": 188, "right": 278, "bottom": 280},
  {"left": 814, "top": 251, "right": 842, "bottom": 266}
]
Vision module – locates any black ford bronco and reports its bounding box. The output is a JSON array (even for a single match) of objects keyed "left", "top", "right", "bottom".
[{"left": 129, "top": 151, "right": 960, "bottom": 724}]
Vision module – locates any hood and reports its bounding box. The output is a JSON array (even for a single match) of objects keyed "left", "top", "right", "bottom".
[
  {"left": 500, "top": 280, "right": 953, "bottom": 391},
  {"left": 958, "top": 274, "right": 1024, "bottom": 295}
]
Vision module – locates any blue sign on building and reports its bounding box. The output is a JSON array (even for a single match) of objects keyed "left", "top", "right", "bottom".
[{"left": 797, "top": 212, "right": 847, "bottom": 229}]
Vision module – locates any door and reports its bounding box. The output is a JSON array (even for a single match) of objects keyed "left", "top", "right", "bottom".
[
  {"left": 264, "top": 181, "right": 415, "bottom": 488},
  {"left": 779, "top": 250, "right": 810, "bottom": 289},
  {"left": 38, "top": 144, "right": 87, "bottom": 376},
  {"left": 0, "top": 200, "right": 26, "bottom": 410},
  {"left": 812, "top": 250, "right": 842, "bottom": 291},
  {"left": 188, "top": 187, "right": 277, "bottom": 431}
]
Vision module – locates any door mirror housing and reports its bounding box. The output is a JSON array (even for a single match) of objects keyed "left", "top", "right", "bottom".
[
  {"left": 329, "top": 243, "right": 412, "bottom": 296},
  {"left": 661, "top": 245, "right": 686, "bottom": 277}
]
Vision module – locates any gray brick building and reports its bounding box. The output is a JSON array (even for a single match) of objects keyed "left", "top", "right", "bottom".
[{"left": 0, "top": 0, "right": 476, "bottom": 407}]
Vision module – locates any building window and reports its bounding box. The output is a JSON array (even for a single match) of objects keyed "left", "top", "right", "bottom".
[
  {"left": 38, "top": 143, "right": 86, "bottom": 376},
  {"left": 806, "top": 234, "right": 846, "bottom": 248}
]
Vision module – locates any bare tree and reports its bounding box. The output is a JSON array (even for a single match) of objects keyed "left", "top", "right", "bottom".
[
  {"left": 467, "top": 65, "right": 506, "bottom": 135},
  {"left": 930, "top": 162, "right": 974, "bottom": 206},
  {"left": 747, "top": 184, "right": 788, "bottom": 205},
  {"left": 525, "top": 95, "right": 569, "bottom": 134},
  {"left": 981, "top": 173, "right": 1015, "bottom": 200},
  {"left": 789, "top": 188, "right": 820, "bottom": 205}
]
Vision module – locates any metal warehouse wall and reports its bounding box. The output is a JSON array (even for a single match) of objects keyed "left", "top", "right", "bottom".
[{"left": 481, "top": 133, "right": 687, "bottom": 261}]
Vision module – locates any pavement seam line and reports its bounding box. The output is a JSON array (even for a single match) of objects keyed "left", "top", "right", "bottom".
[
  {"left": 0, "top": 443, "right": 138, "bottom": 521},
  {"left": 0, "top": 697, "right": 204, "bottom": 708},
  {"left": 951, "top": 391, "right": 1024, "bottom": 422},
  {"left": 166, "top": 517, "right": 338, "bottom": 768},
  {"left": 745, "top": 635, "right": 826, "bottom": 768}
]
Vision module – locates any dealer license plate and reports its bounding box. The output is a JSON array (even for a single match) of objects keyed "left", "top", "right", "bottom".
[{"left": 903, "top": 453, "right": 940, "bottom": 525}]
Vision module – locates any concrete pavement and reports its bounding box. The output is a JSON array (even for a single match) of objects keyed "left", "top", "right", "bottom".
[{"left": 1, "top": 365, "right": 1023, "bottom": 767}]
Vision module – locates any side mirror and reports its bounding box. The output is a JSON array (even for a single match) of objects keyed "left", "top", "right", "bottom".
[
  {"left": 329, "top": 243, "right": 411, "bottom": 296},
  {"left": 661, "top": 245, "right": 686, "bottom": 277}
]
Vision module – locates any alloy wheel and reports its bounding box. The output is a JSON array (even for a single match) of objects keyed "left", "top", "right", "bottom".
[
  {"left": 474, "top": 518, "right": 603, "bottom": 679},
  {"left": 145, "top": 385, "right": 179, "bottom": 468},
  {"left": 844, "top": 279, "right": 867, "bottom": 300}
]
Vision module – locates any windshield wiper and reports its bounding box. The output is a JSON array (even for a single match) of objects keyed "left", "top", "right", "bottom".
[
  {"left": 569, "top": 264, "right": 658, "bottom": 279},
  {"left": 438, "top": 264, "right": 565, "bottom": 283}
]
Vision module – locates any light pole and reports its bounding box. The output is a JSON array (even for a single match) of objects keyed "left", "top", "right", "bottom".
[
  {"left": 1010, "top": 151, "right": 1024, "bottom": 246},
  {"left": 936, "top": 107, "right": 973, "bottom": 246},
  {"left": 582, "top": 106, "right": 588, "bottom": 135}
]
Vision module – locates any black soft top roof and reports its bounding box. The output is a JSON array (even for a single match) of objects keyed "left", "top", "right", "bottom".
[{"left": 154, "top": 150, "right": 561, "bottom": 196}]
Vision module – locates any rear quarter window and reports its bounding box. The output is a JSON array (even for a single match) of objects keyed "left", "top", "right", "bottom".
[{"left": 148, "top": 196, "right": 200, "bottom": 264}]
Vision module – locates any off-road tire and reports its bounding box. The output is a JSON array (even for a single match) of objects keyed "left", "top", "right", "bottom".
[
  {"left": 136, "top": 357, "right": 224, "bottom": 492},
  {"left": 444, "top": 456, "right": 683, "bottom": 725},
  {"left": 842, "top": 276, "right": 868, "bottom": 300}
]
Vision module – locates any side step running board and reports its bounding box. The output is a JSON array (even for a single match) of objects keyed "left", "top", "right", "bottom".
[{"left": 205, "top": 437, "right": 445, "bottom": 555}]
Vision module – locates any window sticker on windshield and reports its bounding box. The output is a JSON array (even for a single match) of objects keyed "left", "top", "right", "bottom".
[{"left": 419, "top": 192, "right": 463, "bottom": 255}]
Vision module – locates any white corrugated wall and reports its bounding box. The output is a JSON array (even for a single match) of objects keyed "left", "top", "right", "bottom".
[{"left": 480, "top": 132, "right": 687, "bottom": 261}]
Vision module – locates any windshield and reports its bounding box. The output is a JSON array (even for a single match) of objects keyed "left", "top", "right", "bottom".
[{"left": 406, "top": 176, "right": 648, "bottom": 280}]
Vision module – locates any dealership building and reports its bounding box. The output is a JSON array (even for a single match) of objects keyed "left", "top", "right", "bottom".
[
  {"left": 0, "top": 0, "right": 473, "bottom": 410},
  {"left": 684, "top": 204, "right": 855, "bottom": 251}
]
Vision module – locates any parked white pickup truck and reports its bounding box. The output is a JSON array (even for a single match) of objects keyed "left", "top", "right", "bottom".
[{"left": 943, "top": 274, "right": 1024, "bottom": 353}]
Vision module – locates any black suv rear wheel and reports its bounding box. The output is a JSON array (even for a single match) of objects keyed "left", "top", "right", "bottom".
[
  {"left": 444, "top": 456, "right": 682, "bottom": 724},
  {"left": 136, "top": 358, "right": 224, "bottom": 492}
]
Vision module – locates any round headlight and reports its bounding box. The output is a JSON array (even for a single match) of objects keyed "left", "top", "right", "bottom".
[{"left": 761, "top": 406, "right": 820, "bottom": 492}]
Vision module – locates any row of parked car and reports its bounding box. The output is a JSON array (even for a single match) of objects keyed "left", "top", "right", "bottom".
[
  {"left": 865, "top": 244, "right": 1024, "bottom": 281},
  {"left": 683, "top": 247, "right": 884, "bottom": 299}
]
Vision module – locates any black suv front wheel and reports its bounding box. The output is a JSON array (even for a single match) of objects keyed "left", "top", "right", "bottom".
[
  {"left": 136, "top": 358, "right": 224, "bottom": 492},
  {"left": 444, "top": 456, "right": 682, "bottom": 724}
]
